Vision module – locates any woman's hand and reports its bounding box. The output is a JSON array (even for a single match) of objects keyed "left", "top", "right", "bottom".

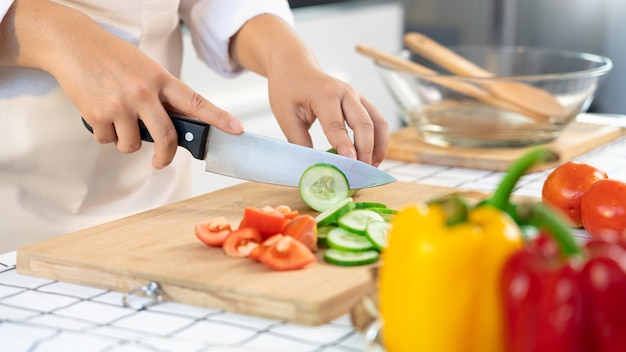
[
  {"left": 267, "top": 64, "right": 389, "bottom": 167},
  {"left": 0, "top": 0, "right": 243, "bottom": 169},
  {"left": 230, "top": 14, "right": 389, "bottom": 167}
]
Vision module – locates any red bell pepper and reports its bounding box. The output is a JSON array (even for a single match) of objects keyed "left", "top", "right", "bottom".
[
  {"left": 501, "top": 232, "right": 585, "bottom": 352},
  {"left": 501, "top": 203, "right": 626, "bottom": 352},
  {"left": 579, "top": 239, "right": 626, "bottom": 352}
]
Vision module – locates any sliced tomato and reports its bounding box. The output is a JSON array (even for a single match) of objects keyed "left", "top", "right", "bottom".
[
  {"left": 281, "top": 214, "right": 318, "bottom": 252},
  {"left": 195, "top": 216, "right": 233, "bottom": 247},
  {"left": 222, "top": 228, "right": 263, "bottom": 257},
  {"left": 258, "top": 235, "right": 316, "bottom": 271},
  {"left": 275, "top": 205, "right": 300, "bottom": 220},
  {"left": 248, "top": 234, "right": 284, "bottom": 261},
  {"left": 239, "top": 206, "right": 289, "bottom": 240}
]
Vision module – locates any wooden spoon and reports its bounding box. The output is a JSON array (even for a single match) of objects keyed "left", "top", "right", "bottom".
[
  {"left": 403, "top": 32, "right": 568, "bottom": 118},
  {"left": 355, "top": 44, "right": 550, "bottom": 123}
]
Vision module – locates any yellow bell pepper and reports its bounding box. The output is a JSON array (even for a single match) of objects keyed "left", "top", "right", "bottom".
[
  {"left": 379, "top": 201, "right": 523, "bottom": 352},
  {"left": 379, "top": 148, "right": 559, "bottom": 352}
]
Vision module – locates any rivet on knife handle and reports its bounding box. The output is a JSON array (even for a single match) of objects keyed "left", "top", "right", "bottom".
[{"left": 81, "top": 112, "right": 210, "bottom": 160}]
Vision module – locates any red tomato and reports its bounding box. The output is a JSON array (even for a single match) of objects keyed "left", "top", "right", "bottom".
[
  {"left": 222, "top": 228, "right": 263, "bottom": 257},
  {"left": 258, "top": 235, "right": 316, "bottom": 271},
  {"left": 248, "top": 234, "right": 285, "bottom": 261},
  {"left": 275, "top": 205, "right": 299, "bottom": 220},
  {"left": 581, "top": 179, "right": 626, "bottom": 240},
  {"left": 542, "top": 161, "right": 608, "bottom": 227},
  {"left": 195, "top": 216, "right": 233, "bottom": 247},
  {"left": 239, "top": 206, "right": 289, "bottom": 239},
  {"left": 281, "top": 214, "right": 318, "bottom": 252}
]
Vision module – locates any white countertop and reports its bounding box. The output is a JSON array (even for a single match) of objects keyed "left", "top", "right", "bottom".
[{"left": 2, "top": 129, "right": 626, "bottom": 352}]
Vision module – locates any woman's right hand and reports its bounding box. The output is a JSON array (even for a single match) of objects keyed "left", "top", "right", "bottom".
[{"left": 0, "top": 0, "right": 243, "bottom": 169}]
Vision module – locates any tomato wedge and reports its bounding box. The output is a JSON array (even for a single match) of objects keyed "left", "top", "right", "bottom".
[
  {"left": 275, "top": 205, "right": 299, "bottom": 220},
  {"left": 282, "top": 214, "right": 318, "bottom": 252},
  {"left": 248, "top": 234, "right": 285, "bottom": 261},
  {"left": 195, "top": 216, "right": 233, "bottom": 247},
  {"left": 239, "top": 206, "right": 289, "bottom": 239},
  {"left": 223, "top": 228, "right": 262, "bottom": 257},
  {"left": 258, "top": 235, "right": 316, "bottom": 271}
]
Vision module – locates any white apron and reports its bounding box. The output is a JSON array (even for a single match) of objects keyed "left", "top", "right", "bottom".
[{"left": 0, "top": 0, "right": 293, "bottom": 252}]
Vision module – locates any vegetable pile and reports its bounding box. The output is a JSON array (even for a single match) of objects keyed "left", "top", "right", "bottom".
[
  {"left": 317, "top": 198, "right": 393, "bottom": 266},
  {"left": 194, "top": 163, "right": 394, "bottom": 271},
  {"left": 195, "top": 205, "right": 317, "bottom": 271},
  {"left": 541, "top": 160, "right": 608, "bottom": 228},
  {"left": 378, "top": 148, "right": 626, "bottom": 352},
  {"left": 542, "top": 160, "right": 626, "bottom": 240},
  {"left": 300, "top": 162, "right": 395, "bottom": 266}
]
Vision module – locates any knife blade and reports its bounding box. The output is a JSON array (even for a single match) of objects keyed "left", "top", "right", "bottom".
[{"left": 81, "top": 112, "right": 396, "bottom": 189}]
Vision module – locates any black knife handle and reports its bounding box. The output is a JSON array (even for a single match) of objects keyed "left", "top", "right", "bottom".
[{"left": 81, "top": 112, "right": 210, "bottom": 160}]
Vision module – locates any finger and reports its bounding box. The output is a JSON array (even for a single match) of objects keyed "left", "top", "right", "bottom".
[
  {"left": 281, "top": 121, "right": 315, "bottom": 148},
  {"left": 314, "top": 100, "right": 358, "bottom": 161},
  {"left": 162, "top": 80, "right": 243, "bottom": 134},
  {"left": 86, "top": 116, "right": 118, "bottom": 144},
  {"left": 111, "top": 114, "right": 142, "bottom": 154},
  {"left": 322, "top": 112, "right": 357, "bottom": 159},
  {"left": 361, "top": 98, "right": 389, "bottom": 167},
  {"left": 272, "top": 106, "right": 315, "bottom": 148},
  {"left": 137, "top": 104, "right": 178, "bottom": 169},
  {"left": 335, "top": 95, "right": 376, "bottom": 164}
]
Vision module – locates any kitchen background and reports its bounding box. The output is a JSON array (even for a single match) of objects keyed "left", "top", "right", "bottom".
[
  {"left": 401, "top": 0, "right": 625, "bottom": 115},
  {"left": 181, "top": 0, "right": 624, "bottom": 195}
]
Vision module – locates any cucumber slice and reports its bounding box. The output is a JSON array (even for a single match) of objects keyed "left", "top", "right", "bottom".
[
  {"left": 315, "top": 197, "right": 355, "bottom": 227},
  {"left": 316, "top": 225, "right": 335, "bottom": 247},
  {"left": 366, "top": 221, "right": 392, "bottom": 251},
  {"left": 327, "top": 227, "right": 374, "bottom": 252},
  {"left": 338, "top": 209, "right": 385, "bottom": 235},
  {"left": 354, "top": 202, "right": 387, "bottom": 209},
  {"left": 299, "top": 163, "right": 350, "bottom": 212},
  {"left": 369, "top": 207, "right": 395, "bottom": 214},
  {"left": 324, "top": 248, "right": 380, "bottom": 266},
  {"left": 369, "top": 207, "right": 397, "bottom": 221}
]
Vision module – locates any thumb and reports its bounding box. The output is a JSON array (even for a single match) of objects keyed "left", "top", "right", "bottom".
[{"left": 162, "top": 79, "right": 244, "bottom": 134}]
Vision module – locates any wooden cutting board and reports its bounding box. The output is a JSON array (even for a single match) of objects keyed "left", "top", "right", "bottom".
[
  {"left": 387, "top": 122, "right": 624, "bottom": 171},
  {"left": 16, "top": 181, "right": 479, "bottom": 326}
]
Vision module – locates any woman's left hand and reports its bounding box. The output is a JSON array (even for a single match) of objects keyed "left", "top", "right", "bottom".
[
  {"left": 268, "top": 63, "right": 389, "bottom": 167},
  {"left": 230, "top": 14, "right": 389, "bottom": 167}
]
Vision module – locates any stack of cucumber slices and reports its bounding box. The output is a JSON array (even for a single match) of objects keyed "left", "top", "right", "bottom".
[{"left": 299, "top": 163, "right": 395, "bottom": 267}]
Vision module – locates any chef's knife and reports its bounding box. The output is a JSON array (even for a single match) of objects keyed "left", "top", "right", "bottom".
[{"left": 82, "top": 112, "right": 396, "bottom": 189}]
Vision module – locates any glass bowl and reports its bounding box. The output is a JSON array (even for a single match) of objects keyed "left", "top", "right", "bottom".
[{"left": 375, "top": 46, "right": 613, "bottom": 148}]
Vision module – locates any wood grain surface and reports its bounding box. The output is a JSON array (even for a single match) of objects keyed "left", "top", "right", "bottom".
[
  {"left": 387, "top": 123, "right": 624, "bottom": 171},
  {"left": 16, "top": 181, "right": 478, "bottom": 326}
]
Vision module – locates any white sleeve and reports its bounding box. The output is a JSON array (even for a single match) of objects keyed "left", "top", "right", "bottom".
[
  {"left": 179, "top": 0, "right": 294, "bottom": 77},
  {"left": 0, "top": 0, "right": 14, "bottom": 23}
]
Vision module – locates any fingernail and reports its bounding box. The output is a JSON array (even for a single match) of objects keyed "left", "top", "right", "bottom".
[
  {"left": 337, "top": 145, "right": 357, "bottom": 160},
  {"left": 230, "top": 119, "right": 244, "bottom": 133}
]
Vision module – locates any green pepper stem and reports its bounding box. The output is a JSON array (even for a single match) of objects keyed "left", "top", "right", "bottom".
[
  {"left": 527, "top": 202, "right": 582, "bottom": 257},
  {"left": 488, "top": 148, "right": 560, "bottom": 211},
  {"left": 427, "top": 194, "right": 469, "bottom": 226}
]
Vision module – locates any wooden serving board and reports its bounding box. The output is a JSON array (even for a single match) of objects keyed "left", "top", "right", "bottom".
[
  {"left": 387, "top": 122, "right": 624, "bottom": 171},
  {"left": 16, "top": 181, "right": 476, "bottom": 326}
]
